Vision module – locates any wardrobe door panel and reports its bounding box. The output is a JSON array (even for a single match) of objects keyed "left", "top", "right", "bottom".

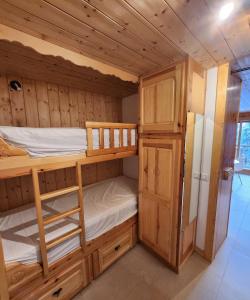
[
  {"left": 157, "top": 200, "right": 172, "bottom": 259},
  {"left": 140, "top": 193, "right": 158, "bottom": 245},
  {"left": 140, "top": 63, "right": 185, "bottom": 133},
  {"left": 143, "top": 84, "right": 155, "bottom": 124},
  {"left": 139, "top": 138, "right": 182, "bottom": 268},
  {"left": 155, "top": 78, "right": 175, "bottom": 124}
]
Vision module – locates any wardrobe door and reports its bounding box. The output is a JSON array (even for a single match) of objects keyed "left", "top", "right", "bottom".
[
  {"left": 139, "top": 138, "right": 182, "bottom": 268},
  {"left": 140, "top": 62, "right": 185, "bottom": 134}
]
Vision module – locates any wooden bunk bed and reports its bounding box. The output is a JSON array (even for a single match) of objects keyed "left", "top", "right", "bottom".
[{"left": 0, "top": 121, "right": 138, "bottom": 300}]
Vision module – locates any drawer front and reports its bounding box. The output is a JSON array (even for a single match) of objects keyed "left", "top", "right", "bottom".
[
  {"left": 20, "top": 259, "right": 88, "bottom": 300},
  {"left": 39, "top": 268, "right": 84, "bottom": 300},
  {"left": 98, "top": 229, "right": 133, "bottom": 272}
]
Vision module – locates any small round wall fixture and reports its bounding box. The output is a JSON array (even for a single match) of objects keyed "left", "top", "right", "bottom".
[{"left": 9, "top": 80, "right": 22, "bottom": 91}]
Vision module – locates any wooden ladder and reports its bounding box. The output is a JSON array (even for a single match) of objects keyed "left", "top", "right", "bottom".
[{"left": 32, "top": 162, "right": 85, "bottom": 276}]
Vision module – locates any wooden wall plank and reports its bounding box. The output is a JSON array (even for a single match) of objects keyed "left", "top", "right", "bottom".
[
  {"left": 85, "top": 92, "right": 94, "bottom": 121},
  {"left": 48, "top": 83, "right": 61, "bottom": 127},
  {"left": 7, "top": 75, "right": 27, "bottom": 127},
  {"left": 23, "top": 78, "right": 39, "bottom": 127},
  {"left": 0, "top": 74, "right": 12, "bottom": 125},
  {"left": 35, "top": 80, "right": 51, "bottom": 127},
  {"left": 78, "top": 90, "right": 86, "bottom": 128},
  {"left": 58, "top": 86, "right": 71, "bottom": 127},
  {"left": 69, "top": 88, "right": 80, "bottom": 127}
]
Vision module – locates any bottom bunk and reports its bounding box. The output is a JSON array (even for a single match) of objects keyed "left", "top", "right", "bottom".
[{"left": 1, "top": 176, "right": 138, "bottom": 299}]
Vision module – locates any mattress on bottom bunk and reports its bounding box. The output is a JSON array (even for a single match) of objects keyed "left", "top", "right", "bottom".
[
  {"left": 0, "top": 176, "right": 137, "bottom": 265},
  {"left": 0, "top": 126, "right": 136, "bottom": 157}
]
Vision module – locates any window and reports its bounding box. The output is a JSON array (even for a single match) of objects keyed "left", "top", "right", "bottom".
[{"left": 235, "top": 122, "right": 250, "bottom": 169}]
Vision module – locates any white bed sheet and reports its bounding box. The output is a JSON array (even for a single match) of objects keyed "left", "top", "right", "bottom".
[
  {"left": 0, "top": 176, "right": 137, "bottom": 265},
  {"left": 0, "top": 126, "right": 136, "bottom": 157}
]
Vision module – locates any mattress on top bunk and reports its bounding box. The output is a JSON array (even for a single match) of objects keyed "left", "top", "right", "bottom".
[
  {"left": 0, "top": 126, "right": 136, "bottom": 157},
  {"left": 0, "top": 176, "right": 137, "bottom": 265}
]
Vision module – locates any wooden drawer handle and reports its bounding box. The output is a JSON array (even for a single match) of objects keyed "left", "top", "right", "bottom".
[
  {"left": 52, "top": 287, "right": 63, "bottom": 297},
  {"left": 114, "top": 245, "right": 121, "bottom": 251}
]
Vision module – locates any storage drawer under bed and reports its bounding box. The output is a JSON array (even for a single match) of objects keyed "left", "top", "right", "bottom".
[
  {"left": 95, "top": 228, "right": 133, "bottom": 274},
  {"left": 12, "top": 258, "right": 88, "bottom": 300}
]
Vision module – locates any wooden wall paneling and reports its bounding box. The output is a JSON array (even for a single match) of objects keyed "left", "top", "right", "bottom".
[
  {"left": 7, "top": 75, "right": 27, "bottom": 127},
  {"left": 85, "top": 92, "right": 94, "bottom": 122},
  {"left": 23, "top": 78, "right": 39, "bottom": 127},
  {"left": 0, "top": 74, "right": 12, "bottom": 125},
  {"left": 78, "top": 90, "right": 87, "bottom": 128},
  {"left": 0, "top": 73, "right": 124, "bottom": 211},
  {"left": 58, "top": 86, "right": 71, "bottom": 127},
  {"left": 82, "top": 164, "right": 97, "bottom": 186},
  {"left": 69, "top": 88, "right": 80, "bottom": 127},
  {"left": 47, "top": 83, "right": 61, "bottom": 127},
  {"left": 104, "top": 96, "right": 113, "bottom": 121},
  {"left": 20, "top": 175, "right": 34, "bottom": 205},
  {"left": 35, "top": 80, "right": 51, "bottom": 128},
  {"left": 93, "top": 94, "right": 106, "bottom": 121},
  {"left": 5, "top": 177, "right": 23, "bottom": 210},
  {"left": 0, "top": 40, "right": 138, "bottom": 98}
]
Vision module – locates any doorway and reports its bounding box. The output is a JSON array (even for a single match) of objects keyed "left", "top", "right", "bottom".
[{"left": 228, "top": 81, "right": 250, "bottom": 243}]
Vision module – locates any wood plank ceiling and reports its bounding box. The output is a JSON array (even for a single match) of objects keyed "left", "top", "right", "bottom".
[{"left": 0, "top": 0, "right": 249, "bottom": 75}]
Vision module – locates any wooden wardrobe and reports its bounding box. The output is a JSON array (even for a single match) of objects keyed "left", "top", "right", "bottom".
[{"left": 139, "top": 57, "right": 206, "bottom": 272}]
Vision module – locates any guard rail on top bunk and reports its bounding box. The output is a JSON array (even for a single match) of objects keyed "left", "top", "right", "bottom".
[
  {"left": 85, "top": 121, "right": 137, "bottom": 156},
  {"left": 0, "top": 121, "right": 138, "bottom": 179}
]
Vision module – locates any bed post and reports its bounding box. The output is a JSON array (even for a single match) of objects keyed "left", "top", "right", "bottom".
[{"left": 0, "top": 235, "right": 9, "bottom": 300}]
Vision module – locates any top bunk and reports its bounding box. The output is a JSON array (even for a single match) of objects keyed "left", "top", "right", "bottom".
[{"left": 0, "top": 121, "right": 137, "bottom": 179}]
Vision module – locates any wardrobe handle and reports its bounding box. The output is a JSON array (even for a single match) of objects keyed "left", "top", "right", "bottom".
[
  {"left": 52, "top": 287, "right": 63, "bottom": 297},
  {"left": 114, "top": 245, "right": 121, "bottom": 251}
]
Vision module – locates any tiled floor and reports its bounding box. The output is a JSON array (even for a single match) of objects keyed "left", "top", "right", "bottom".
[{"left": 74, "top": 175, "right": 250, "bottom": 300}]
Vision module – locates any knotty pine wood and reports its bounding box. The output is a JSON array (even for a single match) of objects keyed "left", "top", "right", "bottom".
[{"left": 0, "top": 73, "right": 123, "bottom": 212}]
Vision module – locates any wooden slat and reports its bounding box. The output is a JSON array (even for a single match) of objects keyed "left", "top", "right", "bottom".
[
  {"left": 43, "top": 207, "right": 81, "bottom": 225},
  {"left": 46, "top": 227, "right": 82, "bottom": 250},
  {"left": 76, "top": 162, "right": 85, "bottom": 247},
  {"left": 127, "top": 128, "right": 131, "bottom": 146},
  {"left": 86, "top": 121, "right": 137, "bottom": 129},
  {"left": 99, "top": 128, "right": 104, "bottom": 149},
  {"left": 119, "top": 128, "right": 123, "bottom": 147},
  {"left": 109, "top": 128, "right": 114, "bottom": 148},
  {"left": 40, "top": 186, "right": 79, "bottom": 201},
  {"left": 87, "top": 128, "right": 93, "bottom": 151}
]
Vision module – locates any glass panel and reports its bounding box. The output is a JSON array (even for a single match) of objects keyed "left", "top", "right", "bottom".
[{"left": 239, "top": 122, "right": 250, "bottom": 169}]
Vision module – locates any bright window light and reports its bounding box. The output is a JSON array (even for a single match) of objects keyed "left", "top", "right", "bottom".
[{"left": 219, "top": 2, "right": 234, "bottom": 20}]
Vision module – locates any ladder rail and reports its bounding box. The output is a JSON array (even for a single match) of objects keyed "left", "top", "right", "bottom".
[
  {"left": 32, "top": 168, "right": 49, "bottom": 276},
  {"left": 76, "top": 162, "right": 85, "bottom": 248}
]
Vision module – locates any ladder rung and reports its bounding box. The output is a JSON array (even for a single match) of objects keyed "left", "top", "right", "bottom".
[
  {"left": 46, "top": 227, "right": 82, "bottom": 250},
  {"left": 40, "top": 186, "right": 79, "bottom": 201},
  {"left": 43, "top": 207, "right": 81, "bottom": 225}
]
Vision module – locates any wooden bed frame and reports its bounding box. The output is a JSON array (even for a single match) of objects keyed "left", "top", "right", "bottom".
[{"left": 0, "top": 121, "right": 138, "bottom": 300}]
